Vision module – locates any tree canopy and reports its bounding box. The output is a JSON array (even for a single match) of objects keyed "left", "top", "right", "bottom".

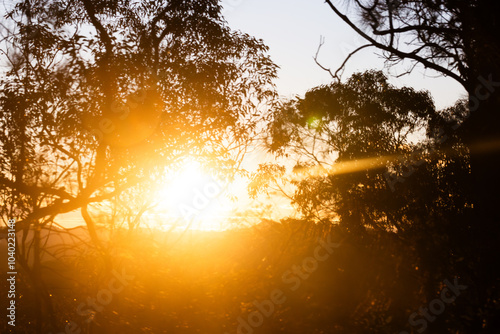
[
  {"left": 323, "top": 2, "right": 500, "bottom": 329},
  {"left": 256, "top": 71, "right": 470, "bottom": 234},
  {"left": 0, "top": 1, "right": 277, "bottom": 331},
  {"left": 0, "top": 0, "right": 277, "bottom": 227}
]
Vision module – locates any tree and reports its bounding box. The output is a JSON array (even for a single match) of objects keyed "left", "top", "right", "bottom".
[
  {"left": 0, "top": 0, "right": 277, "bottom": 332},
  {"left": 258, "top": 70, "right": 473, "bottom": 330},
  {"left": 260, "top": 70, "right": 468, "bottom": 230},
  {"left": 322, "top": 0, "right": 500, "bottom": 220},
  {"left": 322, "top": 1, "right": 500, "bottom": 330}
]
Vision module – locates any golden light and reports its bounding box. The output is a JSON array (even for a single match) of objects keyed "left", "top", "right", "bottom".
[{"left": 155, "top": 159, "right": 232, "bottom": 231}]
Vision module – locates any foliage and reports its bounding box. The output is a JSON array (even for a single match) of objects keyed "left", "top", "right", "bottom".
[
  {"left": 323, "top": 0, "right": 500, "bottom": 87},
  {"left": 322, "top": 1, "right": 500, "bottom": 330},
  {"left": 0, "top": 0, "right": 277, "bottom": 225},
  {"left": 2, "top": 221, "right": 431, "bottom": 334},
  {"left": 256, "top": 71, "right": 470, "bottom": 235},
  {"left": 0, "top": 1, "right": 277, "bottom": 332}
]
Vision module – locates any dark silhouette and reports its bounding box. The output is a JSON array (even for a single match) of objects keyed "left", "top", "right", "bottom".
[{"left": 322, "top": 1, "right": 500, "bottom": 331}]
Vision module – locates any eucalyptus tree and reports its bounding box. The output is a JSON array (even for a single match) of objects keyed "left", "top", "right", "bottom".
[
  {"left": 258, "top": 71, "right": 469, "bottom": 233},
  {"left": 323, "top": 1, "right": 500, "bottom": 329},
  {"left": 255, "top": 71, "right": 471, "bottom": 330},
  {"left": 0, "top": 0, "right": 276, "bottom": 332}
]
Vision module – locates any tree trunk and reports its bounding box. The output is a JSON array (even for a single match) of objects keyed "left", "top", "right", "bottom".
[{"left": 460, "top": 70, "right": 500, "bottom": 331}]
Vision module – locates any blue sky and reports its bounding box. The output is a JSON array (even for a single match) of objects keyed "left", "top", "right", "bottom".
[{"left": 223, "top": 0, "right": 466, "bottom": 109}]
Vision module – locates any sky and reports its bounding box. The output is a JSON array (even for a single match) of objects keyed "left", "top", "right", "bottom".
[{"left": 223, "top": 0, "right": 466, "bottom": 110}]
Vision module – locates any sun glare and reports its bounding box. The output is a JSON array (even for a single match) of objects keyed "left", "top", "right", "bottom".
[{"left": 155, "top": 159, "right": 232, "bottom": 231}]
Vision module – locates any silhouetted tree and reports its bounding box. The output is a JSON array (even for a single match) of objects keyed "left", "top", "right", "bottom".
[
  {"left": 260, "top": 71, "right": 465, "bottom": 229},
  {"left": 257, "top": 70, "right": 473, "bottom": 331},
  {"left": 0, "top": 0, "right": 276, "bottom": 332},
  {"left": 323, "top": 2, "right": 500, "bottom": 330}
]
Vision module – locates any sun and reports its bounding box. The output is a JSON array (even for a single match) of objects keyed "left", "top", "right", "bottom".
[{"left": 155, "top": 159, "right": 232, "bottom": 231}]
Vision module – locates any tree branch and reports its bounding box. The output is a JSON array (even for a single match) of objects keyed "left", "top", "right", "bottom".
[
  {"left": 323, "top": 0, "right": 466, "bottom": 87},
  {"left": 373, "top": 25, "right": 458, "bottom": 36},
  {"left": 80, "top": 0, "right": 113, "bottom": 58}
]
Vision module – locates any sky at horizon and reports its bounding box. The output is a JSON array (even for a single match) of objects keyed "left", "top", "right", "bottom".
[{"left": 223, "top": 0, "right": 466, "bottom": 110}]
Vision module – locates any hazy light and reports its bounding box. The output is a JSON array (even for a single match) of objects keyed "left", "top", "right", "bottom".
[{"left": 155, "top": 159, "right": 232, "bottom": 231}]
